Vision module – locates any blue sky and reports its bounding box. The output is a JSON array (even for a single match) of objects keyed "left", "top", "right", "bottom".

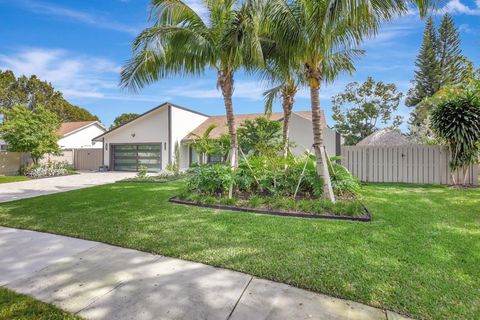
[{"left": 0, "top": 0, "right": 479, "bottom": 130}]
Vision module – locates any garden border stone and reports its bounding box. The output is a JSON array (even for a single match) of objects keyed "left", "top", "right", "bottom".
[{"left": 169, "top": 196, "right": 372, "bottom": 222}]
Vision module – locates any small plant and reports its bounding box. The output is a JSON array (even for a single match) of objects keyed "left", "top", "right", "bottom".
[{"left": 136, "top": 165, "right": 148, "bottom": 179}]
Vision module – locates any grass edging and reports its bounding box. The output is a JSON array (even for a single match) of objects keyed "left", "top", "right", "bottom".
[{"left": 169, "top": 196, "right": 372, "bottom": 222}]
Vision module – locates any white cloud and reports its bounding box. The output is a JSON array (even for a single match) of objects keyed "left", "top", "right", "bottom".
[
  {"left": 0, "top": 48, "right": 121, "bottom": 99},
  {"left": 165, "top": 80, "right": 271, "bottom": 101},
  {"left": 16, "top": 0, "right": 140, "bottom": 35},
  {"left": 183, "top": 0, "right": 209, "bottom": 21},
  {"left": 438, "top": 0, "right": 480, "bottom": 16}
]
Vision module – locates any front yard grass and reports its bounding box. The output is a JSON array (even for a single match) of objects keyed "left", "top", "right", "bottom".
[
  {"left": 0, "top": 288, "right": 80, "bottom": 320},
  {"left": 0, "top": 181, "right": 478, "bottom": 319},
  {"left": 0, "top": 176, "right": 30, "bottom": 184}
]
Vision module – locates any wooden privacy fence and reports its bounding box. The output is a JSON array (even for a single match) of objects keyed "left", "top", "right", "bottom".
[
  {"left": 73, "top": 148, "right": 103, "bottom": 171},
  {"left": 341, "top": 145, "right": 478, "bottom": 185},
  {"left": 0, "top": 152, "right": 31, "bottom": 175}
]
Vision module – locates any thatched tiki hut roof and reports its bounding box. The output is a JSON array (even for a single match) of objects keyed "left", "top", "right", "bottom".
[{"left": 356, "top": 129, "right": 413, "bottom": 146}]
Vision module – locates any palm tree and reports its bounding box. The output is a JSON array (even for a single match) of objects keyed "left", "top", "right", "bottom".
[
  {"left": 264, "top": 0, "right": 433, "bottom": 202},
  {"left": 263, "top": 77, "right": 299, "bottom": 158},
  {"left": 188, "top": 124, "right": 217, "bottom": 165},
  {"left": 120, "top": 0, "right": 264, "bottom": 169}
]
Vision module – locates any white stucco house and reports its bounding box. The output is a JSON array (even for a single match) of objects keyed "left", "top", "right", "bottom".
[
  {"left": 58, "top": 121, "right": 106, "bottom": 149},
  {"left": 93, "top": 102, "right": 341, "bottom": 172},
  {"left": 0, "top": 121, "right": 106, "bottom": 152}
]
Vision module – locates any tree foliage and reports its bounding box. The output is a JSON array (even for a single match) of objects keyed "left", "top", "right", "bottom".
[
  {"left": 406, "top": 17, "right": 440, "bottom": 111},
  {"left": 0, "top": 105, "right": 60, "bottom": 164},
  {"left": 332, "top": 77, "right": 403, "bottom": 146},
  {"left": 0, "top": 70, "right": 98, "bottom": 122},
  {"left": 237, "top": 117, "right": 282, "bottom": 155},
  {"left": 121, "top": 0, "right": 265, "bottom": 171},
  {"left": 407, "top": 14, "right": 473, "bottom": 129},
  {"left": 110, "top": 113, "right": 139, "bottom": 129},
  {"left": 430, "top": 91, "right": 480, "bottom": 183}
]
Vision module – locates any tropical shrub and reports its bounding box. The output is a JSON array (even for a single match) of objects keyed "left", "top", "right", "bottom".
[
  {"left": 21, "top": 161, "right": 70, "bottom": 178},
  {"left": 185, "top": 164, "right": 234, "bottom": 196},
  {"left": 430, "top": 91, "right": 480, "bottom": 184},
  {"left": 329, "top": 156, "right": 361, "bottom": 197}
]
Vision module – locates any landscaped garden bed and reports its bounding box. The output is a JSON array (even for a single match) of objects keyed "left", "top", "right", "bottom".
[{"left": 170, "top": 194, "right": 370, "bottom": 221}]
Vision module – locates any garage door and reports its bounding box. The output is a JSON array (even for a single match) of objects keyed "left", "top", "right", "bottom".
[{"left": 113, "top": 144, "right": 162, "bottom": 172}]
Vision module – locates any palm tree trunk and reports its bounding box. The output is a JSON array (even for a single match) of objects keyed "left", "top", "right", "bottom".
[
  {"left": 281, "top": 89, "right": 294, "bottom": 158},
  {"left": 309, "top": 84, "right": 335, "bottom": 202},
  {"left": 218, "top": 70, "right": 238, "bottom": 169}
]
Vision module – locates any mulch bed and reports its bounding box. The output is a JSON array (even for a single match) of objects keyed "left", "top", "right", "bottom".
[{"left": 169, "top": 196, "right": 372, "bottom": 222}]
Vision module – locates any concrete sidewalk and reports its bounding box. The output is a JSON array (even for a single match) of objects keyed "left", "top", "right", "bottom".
[
  {"left": 0, "top": 226, "right": 411, "bottom": 320},
  {"left": 0, "top": 171, "right": 135, "bottom": 203}
]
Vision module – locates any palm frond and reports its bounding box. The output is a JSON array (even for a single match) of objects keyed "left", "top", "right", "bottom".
[{"left": 263, "top": 84, "right": 283, "bottom": 115}]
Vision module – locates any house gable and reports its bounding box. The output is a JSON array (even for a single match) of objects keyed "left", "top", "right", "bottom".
[{"left": 58, "top": 122, "right": 106, "bottom": 149}]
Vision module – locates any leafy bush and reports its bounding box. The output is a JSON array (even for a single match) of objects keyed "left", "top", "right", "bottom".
[
  {"left": 329, "top": 156, "right": 361, "bottom": 197},
  {"left": 21, "top": 161, "right": 69, "bottom": 178},
  {"left": 185, "top": 164, "right": 234, "bottom": 195}
]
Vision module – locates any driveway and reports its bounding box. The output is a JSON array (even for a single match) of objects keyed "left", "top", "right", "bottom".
[
  {"left": 0, "top": 171, "right": 136, "bottom": 203},
  {"left": 0, "top": 226, "right": 409, "bottom": 320}
]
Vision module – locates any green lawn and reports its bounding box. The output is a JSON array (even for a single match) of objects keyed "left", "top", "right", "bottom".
[
  {"left": 0, "top": 181, "right": 478, "bottom": 319},
  {"left": 0, "top": 288, "right": 80, "bottom": 320},
  {"left": 0, "top": 176, "right": 30, "bottom": 184}
]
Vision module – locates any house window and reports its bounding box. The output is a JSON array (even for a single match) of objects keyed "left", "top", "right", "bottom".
[{"left": 0, "top": 144, "right": 7, "bottom": 152}]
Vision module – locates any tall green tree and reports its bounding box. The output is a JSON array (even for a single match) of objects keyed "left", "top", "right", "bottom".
[
  {"left": 332, "top": 77, "right": 403, "bottom": 146},
  {"left": 0, "top": 70, "right": 98, "bottom": 122},
  {"left": 407, "top": 13, "right": 473, "bottom": 130},
  {"left": 406, "top": 16, "right": 440, "bottom": 115},
  {"left": 437, "top": 13, "right": 464, "bottom": 87},
  {"left": 120, "top": 0, "right": 264, "bottom": 171},
  {"left": 110, "top": 113, "right": 139, "bottom": 129},
  {"left": 0, "top": 105, "right": 60, "bottom": 164}
]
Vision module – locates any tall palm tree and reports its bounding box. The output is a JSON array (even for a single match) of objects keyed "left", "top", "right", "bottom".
[
  {"left": 120, "top": 0, "right": 264, "bottom": 169},
  {"left": 264, "top": 0, "right": 433, "bottom": 202}
]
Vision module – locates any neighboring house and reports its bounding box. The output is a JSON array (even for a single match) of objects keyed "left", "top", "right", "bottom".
[
  {"left": 58, "top": 121, "right": 106, "bottom": 149},
  {"left": 93, "top": 102, "right": 342, "bottom": 172},
  {"left": 0, "top": 121, "right": 106, "bottom": 152},
  {"left": 356, "top": 129, "right": 413, "bottom": 146}
]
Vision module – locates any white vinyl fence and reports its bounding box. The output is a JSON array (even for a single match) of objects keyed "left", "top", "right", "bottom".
[{"left": 342, "top": 145, "right": 478, "bottom": 185}]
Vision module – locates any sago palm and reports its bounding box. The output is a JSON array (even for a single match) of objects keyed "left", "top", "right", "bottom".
[
  {"left": 264, "top": 0, "right": 433, "bottom": 202},
  {"left": 120, "top": 0, "right": 264, "bottom": 168}
]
